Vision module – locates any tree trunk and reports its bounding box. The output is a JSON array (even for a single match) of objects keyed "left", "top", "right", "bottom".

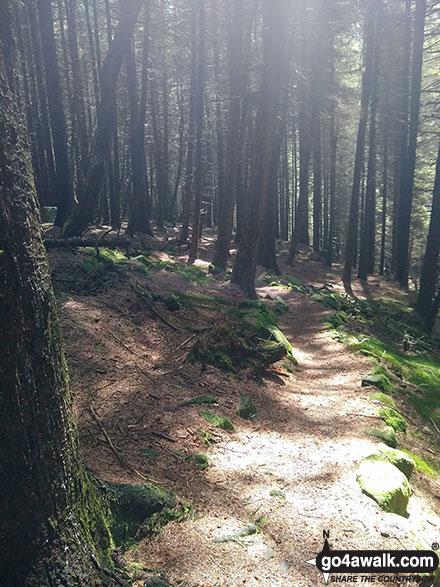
[
  {"left": 62, "top": 0, "right": 143, "bottom": 237},
  {"left": 395, "top": 0, "right": 426, "bottom": 287},
  {"left": 0, "top": 8, "right": 112, "bottom": 583},
  {"left": 212, "top": 0, "right": 245, "bottom": 270},
  {"left": 37, "top": 0, "right": 75, "bottom": 226},
  {"left": 415, "top": 142, "right": 440, "bottom": 321},
  {"left": 231, "top": 0, "right": 288, "bottom": 298},
  {"left": 342, "top": 0, "right": 378, "bottom": 286}
]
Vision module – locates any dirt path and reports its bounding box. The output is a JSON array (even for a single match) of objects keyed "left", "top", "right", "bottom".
[{"left": 54, "top": 248, "right": 440, "bottom": 586}]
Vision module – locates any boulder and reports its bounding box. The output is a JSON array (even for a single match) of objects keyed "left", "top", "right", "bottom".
[
  {"left": 357, "top": 454, "right": 411, "bottom": 516},
  {"left": 376, "top": 443, "right": 415, "bottom": 480}
]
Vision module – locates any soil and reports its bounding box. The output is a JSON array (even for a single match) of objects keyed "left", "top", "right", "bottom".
[{"left": 49, "top": 236, "right": 440, "bottom": 587}]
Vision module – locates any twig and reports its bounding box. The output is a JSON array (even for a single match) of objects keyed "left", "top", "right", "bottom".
[
  {"left": 89, "top": 405, "right": 158, "bottom": 484},
  {"left": 431, "top": 418, "right": 440, "bottom": 437},
  {"left": 177, "top": 333, "right": 197, "bottom": 350},
  {"left": 133, "top": 282, "right": 178, "bottom": 331},
  {"left": 346, "top": 413, "right": 382, "bottom": 419},
  {"left": 152, "top": 430, "right": 176, "bottom": 443},
  {"left": 109, "top": 330, "right": 138, "bottom": 355}
]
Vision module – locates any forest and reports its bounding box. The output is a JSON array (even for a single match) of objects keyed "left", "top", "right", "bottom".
[{"left": 2, "top": 0, "right": 440, "bottom": 585}]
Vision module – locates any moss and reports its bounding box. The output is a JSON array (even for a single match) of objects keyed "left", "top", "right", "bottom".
[
  {"left": 179, "top": 395, "right": 218, "bottom": 407},
  {"left": 201, "top": 410, "right": 235, "bottom": 431},
  {"left": 379, "top": 407, "right": 407, "bottom": 433},
  {"left": 136, "top": 501, "right": 190, "bottom": 540},
  {"left": 325, "top": 312, "right": 348, "bottom": 329},
  {"left": 140, "top": 447, "right": 160, "bottom": 459},
  {"left": 194, "top": 453, "right": 209, "bottom": 470},
  {"left": 370, "top": 392, "right": 397, "bottom": 410},
  {"left": 362, "top": 366, "right": 394, "bottom": 393},
  {"left": 238, "top": 396, "right": 258, "bottom": 420},
  {"left": 163, "top": 294, "right": 180, "bottom": 311},
  {"left": 101, "top": 481, "right": 175, "bottom": 549},
  {"left": 366, "top": 426, "right": 398, "bottom": 448},
  {"left": 195, "top": 429, "right": 214, "bottom": 445},
  {"left": 400, "top": 449, "right": 438, "bottom": 478},
  {"left": 141, "top": 259, "right": 213, "bottom": 284}
]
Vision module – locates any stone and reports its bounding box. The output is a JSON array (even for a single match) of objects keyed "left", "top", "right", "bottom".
[
  {"left": 357, "top": 454, "right": 411, "bottom": 516},
  {"left": 238, "top": 396, "right": 258, "bottom": 420},
  {"left": 376, "top": 443, "right": 415, "bottom": 480}
]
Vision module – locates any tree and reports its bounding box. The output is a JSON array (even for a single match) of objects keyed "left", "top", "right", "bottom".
[
  {"left": 342, "top": 0, "right": 378, "bottom": 287},
  {"left": 0, "top": 5, "right": 112, "bottom": 583},
  {"left": 395, "top": 0, "right": 427, "bottom": 287},
  {"left": 37, "top": 0, "right": 75, "bottom": 226},
  {"left": 62, "top": 0, "right": 144, "bottom": 238},
  {"left": 415, "top": 142, "right": 440, "bottom": 331},
  {"left": 231, "top": 0, "right": 288, "bottom": 298},
  {"left": 212, "top": 0, "right": 245, "bottom": 270}
]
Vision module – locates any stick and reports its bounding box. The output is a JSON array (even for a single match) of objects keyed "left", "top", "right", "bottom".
[
  {"left": 431, "top": 418, "right": 440, "bottom": 437},
  {"left": 346, "top": 413, "right": 382, "bottom": 419},
  {"left": 133, "top": 283, "right": 178, "bottom": 331},
  {"left": 109, "top": 330, "right": 138, "bottom": 355},
  {"left": 177, "top": 333, "right": 197, "bottom": 350},
  {"left": 152, "top": 430, "right": 175, "bottom": 443},
  {"left": 89, "top": 405, "right": 158, "bottom": 483}
]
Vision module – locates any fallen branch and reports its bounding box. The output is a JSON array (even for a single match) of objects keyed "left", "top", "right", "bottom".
[
  {"left": 44, "top": 236, "right": 131, "bottom": 249},
  {"left": 89, "top": 405, "right": 157, "bottom": 483},
  {"left": 133, "top": 282, "right": 177, "bottom": 331},
  {"left": 431, "top": 417, "right": 440, "bottom": 437},
  {"left": 109, "top": 330, "right": 138, "bottom": 355},
  {"left": 345, "top": 413, "right": 382, "bottom": 419},
  {"left": 152, "top": 430, "right": 175, "bottom": 443}
]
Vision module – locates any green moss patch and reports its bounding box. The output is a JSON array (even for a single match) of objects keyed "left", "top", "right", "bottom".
[
  {"left": 366, "top": 426, "right": 397, "bottom": 448},
  {"left": 194, "top": 453, "right": 209, "bottom": 470},
  {"left": 400, "top": 449, "right": 438, "bottom": 478},
  {"left": 376, "top": 443, "right": 415, "bottom": 480},
  {"left": 238, "top": 396, "right": 258, "bottom": 420},
  {"left": 370, "top": 392, "right": 397, "bottom": 410},
  {"left": 101, "top": 481, "right": 175, "bottom": 549},
  {"left": 201, "top": 410, "right": 235, "bottom": 431},
  {"left": 379, "top": 407, "right": 407, "bottom": 433}
]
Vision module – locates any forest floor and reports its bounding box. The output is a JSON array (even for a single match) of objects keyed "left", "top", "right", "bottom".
[{"left": 48, "top": 228, "right": 440, "bottom": 587}]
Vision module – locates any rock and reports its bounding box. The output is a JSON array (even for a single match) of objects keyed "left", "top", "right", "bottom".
[
  {"left": 163, "top": 295, "right": 180, "bottom": 311},
  {"left": 238, "top": 396, "right": 258, "bottom": 420},
  {"left": 366, "top": 426, "right": 397, "bottom": 448},
  {"left": 376, "top": 443, "right": 415, "bottom": 480},
  {"left": 357, "top": 454, "right": 411, "bottom": 516},
  {"left": 144, "top": 576, "right": 169, "bottom": 587},
  {"left": 194, "top": 453, "right": 209, "bottom": 470},
  {"left": 362, "top": 375, "right": 390, "bottom": 392},
  {"left": 379, "top": 407, "right": 407, "bottom": 432}
]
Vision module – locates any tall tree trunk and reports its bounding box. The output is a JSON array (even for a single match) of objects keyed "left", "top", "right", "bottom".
[
  {"left": 395, "top": 0, "right": 426, "bottom": 287},
  {"left": 0, "top": 7, "right": 112, "bottom": 583},
  {"left": 358, "top": 48, "right": 379, "bottom": 281},
  {"left": 342, "top": 0, "right": 378, "bottom": 286},
  {"left": 188, "top": 0, "right": 206, "bottom": 264},
  {"left": 62, "top": 0, "right": 143, "bottom": 237},
  {"left": 231, "top": 0, "right": 288, "bottom": 298},
  {"left": 415, "top": 142, "right": 440, "bottom": 322},
  {"left": 37, "top": 0, "right": 75, "bottom": 226},
  {"left": 212, "top": 0, "right": 245, "bottom": 270}
]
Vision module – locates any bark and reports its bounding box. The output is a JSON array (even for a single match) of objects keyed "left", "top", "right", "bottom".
[
  {"left": 415, "top": 142, "right": 440, "bottom": 321},
  {"left": 231, "top": 0, "right": 288, "bottom": 298},
  {"left": 62, "top": 0, "right": 144, "bottom": 237},
  {"left": 212, "top": 0, "right": 245, "bottom": 270},
  {"left": 0, "top": 9, "right": 112, "bottom": 584},
  {"left": 395, "top": 0, "right": 427, "bottom": 287},
  {"left": 188, "top": 0, "right": 206, "bottom": 264},
  {"left": 342, "top": 0, "right": 378, "bottom": 286},
  {"left": 37, "top": 0, "right": 75, "bottom": 226}
]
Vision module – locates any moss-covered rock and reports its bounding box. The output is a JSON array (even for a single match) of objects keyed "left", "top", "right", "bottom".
[
  {"left": 143, "top": 574, "right": 169, "bottom": 587},
  {"left": 102, "top": 482, "right": 175, "bottom": 548},
  {"left": 366, "top": 426, "right": 398, "bottom": 448},
  {"left": 376, "top": 443, "right": 415, "bottom": 480},
  {"left": 357, "top": 454, "right": 411, "bottom": 516},
  {"left": 362, "top": 373, "right": 393, "bottom": 393},
  {"left": 163, "top": 294, "right": 180, "bottom": 311},
  {"left": 194, "top": 453, "right": 209, "bottom": 470},
  {"left": 238, "top": 396, "right": 258, "bottom": 420},
  {"left": 179, "top": 395, "right": 218, "bottom": 407},
  {"left": 370, "top": 392, "right": 397, "bottom": 410},
  {"left": 201, "top": 410, "right": 235, "bottom": 431},
  {"left": 379, "top": 406, "right": 407, "bottom": 432}
]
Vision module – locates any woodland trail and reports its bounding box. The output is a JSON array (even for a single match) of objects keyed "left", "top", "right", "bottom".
[{"left": 56, "top": 247, "right": 440, "bottom": 587}]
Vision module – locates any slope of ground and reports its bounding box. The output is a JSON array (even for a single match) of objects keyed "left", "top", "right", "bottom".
[{"left": 49, "top": 239, "right": 440, "bottom": 587}]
